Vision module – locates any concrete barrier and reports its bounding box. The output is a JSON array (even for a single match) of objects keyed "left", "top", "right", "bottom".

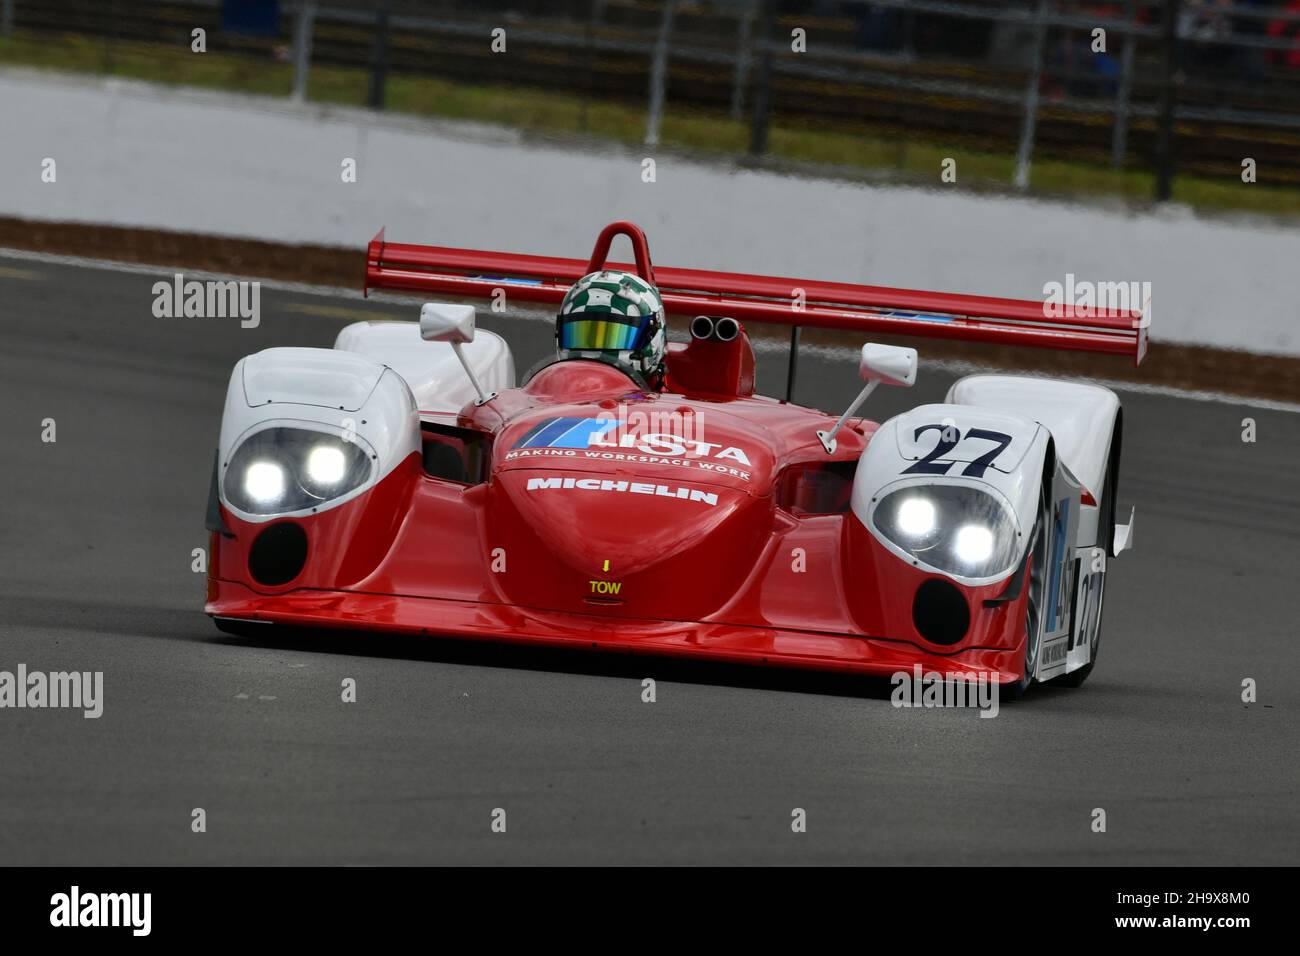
[{"left": 1, "top": 68, "right": 1296, "bottom": 355}]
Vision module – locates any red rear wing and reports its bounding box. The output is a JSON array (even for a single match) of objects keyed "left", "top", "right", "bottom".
[{"left": 365, "top": 221, "right": 1147, "bottom": 365}]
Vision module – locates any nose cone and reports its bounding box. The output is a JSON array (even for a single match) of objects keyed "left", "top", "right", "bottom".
[{"left": 488, "top": 471, "right": 768, "bottom": 619}]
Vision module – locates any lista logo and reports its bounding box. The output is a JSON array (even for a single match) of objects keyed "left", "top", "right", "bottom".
[
  {"left": 525, "top": 476, "right": 719, "bottom": 507},
  {"left": 514, "top": 417, "right": 752, "bottom": 465}
]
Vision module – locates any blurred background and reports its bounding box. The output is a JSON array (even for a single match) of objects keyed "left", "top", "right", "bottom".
[{"left": 3, "top": 0, "right": 1300, "bottom": 216}]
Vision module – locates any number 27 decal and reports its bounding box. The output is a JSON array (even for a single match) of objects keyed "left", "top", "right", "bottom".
[{"left": 902, "top": 425, "right": 1013, "bottom": 478}]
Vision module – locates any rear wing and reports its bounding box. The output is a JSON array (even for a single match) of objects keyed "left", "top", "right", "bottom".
[{"left": 365, "top": 221, "right": 1148, "bottom": 366}]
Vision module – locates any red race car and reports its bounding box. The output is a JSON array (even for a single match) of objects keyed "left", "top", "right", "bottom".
[{"left": 206, "top": 221, "right": 1142, "bottom": 696}]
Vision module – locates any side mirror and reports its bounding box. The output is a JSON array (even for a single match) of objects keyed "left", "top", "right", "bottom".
[
  {"left": 818, "top": 342, "right": 920, "bottom": 454},
  {"left": 418, "top": 302, "right": 493, "bottom": 405},
  {"left": 860, "top": 343, "right": 917, "bottom": 387},
  {"left": 420, "top": 302, "right": 476, "bottom": 344}
]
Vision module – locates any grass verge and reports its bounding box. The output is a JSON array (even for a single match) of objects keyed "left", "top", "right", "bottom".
[{"left": 3, "top": 30, "right": 1299, "bottom": 217}]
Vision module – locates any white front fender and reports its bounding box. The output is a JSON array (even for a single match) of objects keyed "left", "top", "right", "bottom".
[
  {"left": 216, "top": 347, "right": 420, "bottom": 523},
  {"left": 853, "top": 404, "right": 1052, "bottom": 585}
]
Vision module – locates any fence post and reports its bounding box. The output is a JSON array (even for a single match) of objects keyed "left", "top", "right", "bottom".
[
  {"left": 748, "top": 0, "right": 776, "bottom": 157},
  {"left": 1013, "top": 0, "right": 1050, "bottom": 190},
  {"left": 644, "top": 0, "right": 677, "bottom": 147},
  {"left": 1, "top": 0, "right": 14, "bottom": 39},
  {"left": 368, "top": 3, "right": 391, "bottom": 110},
  {"left": 1110, "top": 0, "right": 1137, "bottom": 168},
  {"left": 580, "top": 0, "right": 607, "bottom": 133},
  {"left": 1154, "top": 0, "right": 1182, "bottom": 201},
  {"left": 291, "top": 1, "right": 317, "bottom": 103},
  {"left": 730, "top": 1, "right": 755, "bottom": 121},
  {"left": 102, "top": 0, "right": 122, "bottom": 73}
]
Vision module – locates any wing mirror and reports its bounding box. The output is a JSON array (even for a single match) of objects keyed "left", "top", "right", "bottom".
[
  {"left": 419, "top": 302, "right": 494, "bottom": 405},
  {"left": 420, "top": 302, "right": 476, "bottom": 344},
  {"left": 859, "top": 342, "right": 917, "bottom": 387},
  {"left": 817, "top": 343, "right": 917, "bottom": 453}
]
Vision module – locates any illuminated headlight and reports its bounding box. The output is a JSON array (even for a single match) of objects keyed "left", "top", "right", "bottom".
[
  {"left": 954, "top": 524, "right": 995, "bottom": 565},
  {"left": 306, "top": 445, "right": 347, "bottom": 486},
  {"left": 872, "top": 485, "right": 1020, "bottom": 579},
  {"left": 243, "top": 461, "right": 286, "bottom": 505},
  {"left": 224, "top": 427, "right": 373, "bottom": 516},
  {"left": 896, "top": 496, "right": 936, "bottom": 537}
]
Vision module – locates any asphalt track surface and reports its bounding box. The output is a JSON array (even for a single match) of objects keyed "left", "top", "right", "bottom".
[{"left": 1, "top": 255, "right": 1297, "bottom": 865}]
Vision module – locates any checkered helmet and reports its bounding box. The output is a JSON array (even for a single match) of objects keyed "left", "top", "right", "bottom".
[{"left": 556, "top": 270, "right": 667, "bottom": 385}]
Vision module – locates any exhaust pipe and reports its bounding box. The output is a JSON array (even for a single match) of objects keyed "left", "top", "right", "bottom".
[
  {"left": 713, "top": 317, "right": 740, "bottom": 342},
  {"left": 691, "top": 315, "right": 741, "bottom": 342},
  {"left": 690, "top": 315, "right": 715, "bottom": 340}
]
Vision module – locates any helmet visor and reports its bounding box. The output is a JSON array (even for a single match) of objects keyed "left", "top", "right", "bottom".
[{"left": 558, "top": 314, "right": 647, "bottom": 352}]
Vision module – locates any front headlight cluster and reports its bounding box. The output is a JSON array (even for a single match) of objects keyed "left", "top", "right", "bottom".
[
  {"left": 224, "top": 427, "right": 373, "bottom": 516},
  {"left": 872, "top": 485, "right": 1020, "bottom": 580}
]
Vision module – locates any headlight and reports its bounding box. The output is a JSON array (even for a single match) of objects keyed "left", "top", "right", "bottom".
[
  {"left": 872, "top": 485, "right": 1020, "bottom": 579},
  {"left": 224, "top": 427, "right": 373, "bottom": 515},
  {"left": 243, "top": 461, "right": 286, "bottom": 504}
]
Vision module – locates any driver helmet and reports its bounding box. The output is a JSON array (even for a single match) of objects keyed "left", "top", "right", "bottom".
[{"left": 555, "top": 270, "right": 667, "bottom": 387}]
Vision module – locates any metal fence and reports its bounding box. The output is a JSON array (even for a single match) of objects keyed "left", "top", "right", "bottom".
[{"left": 4, "top": 0, "right": 1300, "bottom": 197}]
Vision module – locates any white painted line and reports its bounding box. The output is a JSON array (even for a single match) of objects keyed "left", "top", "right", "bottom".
[{"left": 3, "top": 245, "right": 1296, "bottom": 413}]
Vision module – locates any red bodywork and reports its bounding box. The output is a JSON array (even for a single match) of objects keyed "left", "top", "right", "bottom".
[
  {"left": 207, "top": 222, "right": 1143, "bottom": 683},
  {"left": 207, "top": 359, "right": 1028, "bottom": 682}
]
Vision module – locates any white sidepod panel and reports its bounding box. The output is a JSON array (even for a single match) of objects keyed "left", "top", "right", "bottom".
[
  {"left": 945, "top": 375, "right": 1120, "bottom": 551},
  {"left": 334, "top": 320, "right": 515, "bottom": 412},
  {"left": 945, "top": 375, "right": 1118, "bottom": 504},
  {"left": 217, "top": 347, "right": 421, "bottom": 523}
]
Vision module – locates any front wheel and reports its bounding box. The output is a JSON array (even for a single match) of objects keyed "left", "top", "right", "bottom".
[{"left": 1005, "top": 493, "right": 1048, "bottom": 701}]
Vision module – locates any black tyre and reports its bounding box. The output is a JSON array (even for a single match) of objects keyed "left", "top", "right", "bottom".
[{"left": 1005, "top": 492, "right": 1049, "bottom": 701}]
